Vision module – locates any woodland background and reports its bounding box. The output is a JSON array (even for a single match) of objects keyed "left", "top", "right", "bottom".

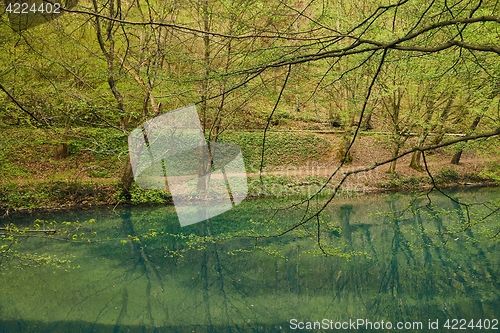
[{"left": 0, "top": 0, "right": 499, "bottom": 210}]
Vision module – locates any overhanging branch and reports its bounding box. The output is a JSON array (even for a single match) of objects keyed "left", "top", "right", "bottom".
[{"left": 0, "top": 82, "right": 44, "bottom": 125}]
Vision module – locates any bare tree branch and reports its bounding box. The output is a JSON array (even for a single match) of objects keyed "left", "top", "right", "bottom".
[
  {"left": 259, "top": 64, "right": 292, "bottom": 183},
  {"left": 0, "top": 82, "right": 44, "bottom": 125},
  {"left": 263, "top": 127, "right": 500, "bottom": 239}
]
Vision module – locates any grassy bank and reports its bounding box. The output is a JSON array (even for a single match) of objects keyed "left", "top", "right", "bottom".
[{"left": 1, "top": 126, "right": 498, "bottom": 213}]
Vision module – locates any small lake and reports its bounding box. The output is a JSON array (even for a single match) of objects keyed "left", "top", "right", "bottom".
[{"left": 1, "top": 188, "right": 499, "bottom": 332}]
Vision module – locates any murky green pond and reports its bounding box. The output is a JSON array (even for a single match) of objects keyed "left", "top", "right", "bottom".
[{"left": 1, "top": 188, "right": 499, "bottom": 332}]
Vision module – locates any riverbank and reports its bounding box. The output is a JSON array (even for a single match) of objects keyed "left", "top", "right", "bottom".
[
  {"left": 1, "top": 165, "right": 497, "bottom": 217},
  {"left": 1, "top": 127, "right": 498, "bottom": 215}
]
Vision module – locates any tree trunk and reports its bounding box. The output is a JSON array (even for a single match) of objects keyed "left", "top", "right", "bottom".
[
  {"left": 121, "top": 159, "right": 134, "bottom": 201},
  {"left": 55, "top": 143, "right": 70, "bottom": 159},
  {"left": 93, "top": 0, "right": 133, "bottom": 197},
  {"left": 409, "top": 133, "right": 428, "bottom": 171},
  {"left": 451, "top": 116, "right": 481, "bottom": 165},
  {"left": 409, "top": 151, "right": 422, "bottom": 171},
  {"left": 450, "top": 150, "right": 463, "bottom": 165},
  {"left": 337, "top": 132, "right": 353, "bottom": 164},
  {"left": 197, "top": 0, "right": 211, "bottom": 194},
  {"left": 363, "top": 110, "right": 373, "bottom": 130},
  {"left": 385, "top": 88, "right": 405, "bottom": 173},
  {"left": 388, "top": 145, "right": 400, "bottom": 173},
  {"left": 429, "top": 93, "right": 455, "bottom": 147}
]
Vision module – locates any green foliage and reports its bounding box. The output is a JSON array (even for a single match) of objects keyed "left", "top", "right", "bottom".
[
  {"left": 0, "top": 0, "right": 499, "bottom": 214},
  {"left": 88, "top": 167, "right": 111, "bottom": 178},
  {"left": 219, "top": 131, "right": 331, "bottom": 169},
  {"left": 0, "top": 127, "right": 127, "bottom": 183},
  {"left": 480, "top": 162, "right": 500, "bottom": 183},
  {"left": 438, "top": 166, "right": 459, "bottom": 181},
  {"left": 0, "top": 181, "right": 118, "bottom": 210},
  {"left": 125, "top": 184, "right": 172, "bottom": 205},
  {"left": 0, "top": 219, "right": 98, "bottom": 271}
]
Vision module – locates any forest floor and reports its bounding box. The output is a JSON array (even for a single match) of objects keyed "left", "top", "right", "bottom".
[
  {"left": 248, "top": 134, "right": 498, "bottom": 197},
  {"left": 0, "top": 127, "right": 498, "bottom": 214}
]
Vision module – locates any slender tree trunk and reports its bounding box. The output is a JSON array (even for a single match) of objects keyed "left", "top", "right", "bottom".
[
  {"left": 409, "top": 102, "right": 432, "bottom": 170},
  {"left": 386, "top": 89, "right": 404, "bottom": 173},
  {"left": 409, "top": 150, "right": 422, "bottom": 171},
  {"left": 336, "top": 87, "right": 356, "bottom": 163},
  {"left": 117, "top": 55, "right": 161, "bottom": 116},
  {"left": 450, "top": 150, "right": 463, "bottom": 166},
  {"left": 93, "top": 0, "right": 132, "bottom": 196},
  {"left": 197, "top": 0, "right": 211, "bottom": 194}
]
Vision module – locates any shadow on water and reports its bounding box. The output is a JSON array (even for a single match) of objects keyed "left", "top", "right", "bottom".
[
  {"left": 109, "top": 208, "right": 168, "bottom": 332},
  {"left": 0, "top": 188, "right": 499, "bottom": 332},
  {"left": 0, "top": 320, "right": 287, "bottom": 333}
]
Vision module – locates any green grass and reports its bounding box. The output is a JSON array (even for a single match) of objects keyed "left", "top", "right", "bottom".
[
  {"left": 0, "top": 127, "right": 333, "bottom": 210},
  {"left": 0, "top": 127, "right": 127, "bottom": 182},
  {"left": 0, "top": 181, "right": 120, "bottom": 210},
  {"left": 218, "top": 130, "right": 332, "bottom": 170},
  {"left": 1, "top": 128, "right": 331, "bottom": 181},
  {"left": 380, "top": 174, "right": 426, "bottom": 190}
]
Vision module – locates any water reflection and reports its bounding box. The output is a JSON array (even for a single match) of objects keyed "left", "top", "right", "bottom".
[{"left": 0, "top": 188, "right": 499, "bottom": 332}]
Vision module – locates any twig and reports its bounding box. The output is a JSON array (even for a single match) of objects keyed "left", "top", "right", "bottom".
[{"left": 0, "top": 228, "right": 57, "bottom": 235}]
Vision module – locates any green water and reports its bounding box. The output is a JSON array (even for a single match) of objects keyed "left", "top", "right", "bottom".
[{"left": 0, "top": 188, "right": 499, "bottom": 332}]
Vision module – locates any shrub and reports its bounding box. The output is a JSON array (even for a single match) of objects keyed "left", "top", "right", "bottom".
[{"left": 438, "top": 166, "right": 459, "bottom": 181}]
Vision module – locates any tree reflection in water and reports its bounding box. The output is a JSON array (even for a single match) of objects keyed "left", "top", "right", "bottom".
[{"left": 0, "top": 188, "right": 498, "bottom": 332}]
